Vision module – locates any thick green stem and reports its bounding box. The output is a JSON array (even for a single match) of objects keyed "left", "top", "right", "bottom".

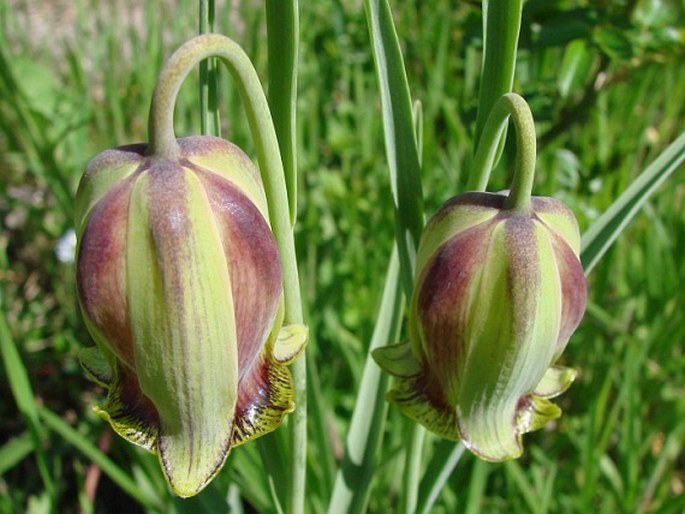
[
  {"left": 400, "top": 424, "right": 426, "bottom": 514},
  {"left": 147, "top": 32, "right": 305, "bottom": 502},
  {"left": 266, "top": 0, "right": 299, "bottom": 225},
  {"left": 264, "top": 2, "right": 306, "bottom": 511},
  {"left": 466, "top": 93, "right": 537, "bottom": 210},
  {"left": 199, "top": 0, "right": 221, "bottom": 137},
  {"left": 473, "top": 0, "right": 523, "bottom": 148}
]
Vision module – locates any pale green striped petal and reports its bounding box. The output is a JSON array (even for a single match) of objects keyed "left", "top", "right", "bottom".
[{"left": 127, "top": 162, "right": 238, "bottom": 497}]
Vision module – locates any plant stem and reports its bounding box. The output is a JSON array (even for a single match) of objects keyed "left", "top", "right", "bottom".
[
  {"left": 264, "top": 2, "right": 306, "bottom": 511},
  {"left": 365, "top": 0, "right": 424, "bottom": 299},
  {"left": 466, "top": 93, "right": 536, "bottom": 210},
  {"left": 147, "top": 33, "right": 305, "bottom": 506},
  {"left": 266, "top": 0, "right": 299, "bottom": 224},
  {"left": 473, "top": 0, "right": 523, "bottom": 148},
  {"left": 199, "top": 0, "right": 221, "bottom": 137},
  {"left": 400, "top": 424, "right": 426, "bottom": 514}
]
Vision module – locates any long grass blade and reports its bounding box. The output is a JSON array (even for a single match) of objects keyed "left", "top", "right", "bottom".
[
  {"left": 364, "top": 0, "right": 424, "bottom": 298},
  {"left": 266, "top": 0, "right": 299, "bottom": 224},
  {"left": 417, "top": 441, "right": 467, "bottom": 514},
  {"left": 265, "top": 3, "right": 305, "bottom": 512},
  {"left": 0, "top": 431, "right": 34, "bottom": 476},
  {"left": 0, "top": 308, "right": 56, "bottom": 507},
  {"left": 328, "top": 247, "right": 403, "bottom": 514},
  {"left": 38, "top": 407, "right": 164, "bottom": 512},
  {"left": 473, "top": 0, "right": 522, "bottom": 154},
  {"left": 581, "top": 131, "right": 685, "bottom": 274},
  {"left": 364, "top": 2, "right": 427, "bottom": 511}
]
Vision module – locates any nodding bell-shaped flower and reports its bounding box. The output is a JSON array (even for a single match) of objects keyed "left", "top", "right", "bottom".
[
  {"left": 75, "top": 136, "right": 307, "bottom": 497},
  {"left": 374, "top": 191, "right": 586, "bottom": 461}
]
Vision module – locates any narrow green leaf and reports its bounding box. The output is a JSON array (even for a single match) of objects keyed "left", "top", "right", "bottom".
[
  {"left": 581, "top": 131, "right": 685, "bottom": 274},
  {"left": 0, "top": 432, "right": 34, "bottom": 476},
  {"left": 364, "top": 0, "right": 424, "bottom": 298},
  {"left": 328, "top": 247, "right": 404, "bottom": 514},
  {"left": 364, "top": 5, "right": 427, "bottom": 512},
  {"left": 0, "top": 308, "right": 56, "bottom": 506},
  {"left": 473, "top": 0, "right": 523, "bottom": 149},
  {"left": 38, "top": 407, "right": 164, "bottom": 512},
  {"left": 417, "top": 441, "right": 467, "bottom": 514},
  {"left": 264, "top": 4, "right": 306, "bottom": 511},
  {"left": 266, "top": 0, "right": 299, "bottom": 224}
]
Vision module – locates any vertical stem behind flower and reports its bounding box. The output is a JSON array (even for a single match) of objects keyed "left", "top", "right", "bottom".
[
  {"left": 472, "top": 0, "right": 523, "bottom": 153},
  {"left": 328, "top": 248, "right": 404, "bottom": 514},
  {"left": 265, "top": 2, "right": 307, "bottom": 512},
  {"left": 199, "top": 0, "right": 221, "bottom": 137},
  {"left": 266, "top": 0, "right": 299, "bottom": 225}
]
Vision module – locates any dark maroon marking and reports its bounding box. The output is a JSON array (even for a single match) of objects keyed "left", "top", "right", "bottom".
[
  {"left": 77, "top": 180, "right": 135, "bottom": 367},
  {"left": 190, "top": 164, "right": 282, "bottom": 380},
  {"left": 549, "top": 231, "right": 586, "bottom": 356},
  {"left": 417, "top": 220, "right": 496, "bottom": 403}
]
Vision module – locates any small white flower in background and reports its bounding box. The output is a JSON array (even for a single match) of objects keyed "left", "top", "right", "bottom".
[{"left": 55, "top": 229, "right": 76, "bottom": 264}]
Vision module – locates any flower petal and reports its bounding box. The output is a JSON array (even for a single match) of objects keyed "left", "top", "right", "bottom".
[
  {"left": 127, "top": 161, "right": 238, "bottom": 497},
  {"left": 456, "top": 216, "right": 561, "bottom": 461}
]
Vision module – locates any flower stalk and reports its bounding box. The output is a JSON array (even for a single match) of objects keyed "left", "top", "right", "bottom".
[
  {"left": 467, "top": 92, "right": 536, "bottom": 204},
  {"left": 148, "top": 35, "right": 303, "bottom": 332}
]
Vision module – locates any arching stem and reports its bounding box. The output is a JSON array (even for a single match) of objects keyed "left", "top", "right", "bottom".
[
  {"left": 147, "top": 33, "right": 305, "bottom": 505},
  {"left": 466, "top": 92, "right": 537, "bottom": 211}
]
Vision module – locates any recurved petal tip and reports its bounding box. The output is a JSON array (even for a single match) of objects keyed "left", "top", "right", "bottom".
[{"left": 159, "top": 425, "right": 232, "bottom": 498}]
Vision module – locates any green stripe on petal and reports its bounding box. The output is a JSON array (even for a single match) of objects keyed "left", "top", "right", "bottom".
[
  {"left": 127, "top": 161, "right": 238, "bottom": 497},
  {"left": 415, "top": 193, "right": 501, "bottom": 274},
  {"left": 532, "top": 197, "right": 581, "bottom": 254},
  {"left": 457, "top": 216, "right": 562, "bottom": 461},
  {"left": 180, "top": 136, "right": 270, "bottom": 222}
]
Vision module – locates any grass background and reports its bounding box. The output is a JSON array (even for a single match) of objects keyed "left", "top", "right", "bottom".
[{"left": 1, "top": 0, "right": 684, "bottom": 512}]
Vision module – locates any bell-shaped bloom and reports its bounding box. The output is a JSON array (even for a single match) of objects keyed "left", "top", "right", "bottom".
[
  {"left": 374, "top": 191, "right": 586, "bottom": 461},
  {"left": 75, "top": 136, "right": 307, "bottom": 497}
]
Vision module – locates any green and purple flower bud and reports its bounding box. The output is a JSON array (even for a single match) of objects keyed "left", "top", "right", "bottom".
[
  {"left": 75, "top": 136, "right": 307, "bottom": 497},
  {"left": 374, "top": 191, "right": 586, "bottom": 461}
]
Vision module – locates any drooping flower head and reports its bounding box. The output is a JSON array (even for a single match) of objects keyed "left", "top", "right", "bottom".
[
  {"left": 374, "top": 191, "right": 586, "bottom": 461},
  {"left": 75, "top": 136, "right": 306, "bottom": 496}
]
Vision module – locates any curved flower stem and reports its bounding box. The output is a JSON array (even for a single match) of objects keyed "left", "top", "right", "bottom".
[
  {"left": 148, "top": 33, "right": 305, "bottom": 505},
  {"left": 466, "top": 92, "right": 536, "bottom": 211}
]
